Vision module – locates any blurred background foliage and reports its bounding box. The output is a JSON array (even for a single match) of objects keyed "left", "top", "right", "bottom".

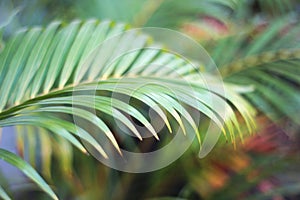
[{"left": 0, "top": 0, "right": 300, "bottom": 199}]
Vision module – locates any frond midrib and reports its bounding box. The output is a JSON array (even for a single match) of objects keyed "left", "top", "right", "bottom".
[{"left": 220, "top": 48, "right": 300, "bottom": 77}]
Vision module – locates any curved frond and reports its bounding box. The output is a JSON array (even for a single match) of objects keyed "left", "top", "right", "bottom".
[
  {"left": 210, "top": 18, "right": 300, "bottom": 125},
  {"left": 0, "top": 149, "right": 58, "bottom": 200},
  {"left": 0, "top": 19, "right": 255, "bottom": 199},
  {"left": 0, "top": 185, "right": 10, "bottom": 200}
]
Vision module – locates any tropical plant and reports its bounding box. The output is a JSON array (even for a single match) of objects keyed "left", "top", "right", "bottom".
[
  {"left": 0, "top": 18, "right": 256, "bottom": 199},
  {"left": 0, "top": 0, "right": 299, "bottom": 199}
]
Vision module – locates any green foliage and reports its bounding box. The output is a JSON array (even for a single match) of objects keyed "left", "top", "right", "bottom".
[
  {"left": 207, "top": 17, "right": 300, "bottom": 124},
  {"left": 0, "top": 0, "right": 299, "bottom": 199},
  {"left": 0, "top": 19, "right": 255, "bottom": 199},
  {"left": 0, "top": 149, "right": 58, "bottom": 200}
]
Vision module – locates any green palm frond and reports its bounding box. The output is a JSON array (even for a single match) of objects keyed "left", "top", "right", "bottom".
[
  {"left": 209, "top": 18, "right": 300, "bottom": 125},
  {"left": 224, "top": 57, "right": 300, "bottom": 125},
  {"left": 0, "top": 148, "right": 58, "bottom": 200},
  {"left": 209, "top": 17, "right": 300, "bottom": 67},
  {"left": 0, "top": 185, "right": 10, "bottom": 200},
  {"left": 0, "top": 19, "right": 255, "bottom": 199}
]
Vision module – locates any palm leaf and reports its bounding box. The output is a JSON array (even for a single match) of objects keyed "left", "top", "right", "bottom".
[
  {"left": 0, "top": 184, "right": 10, "bottom": 200},
  {"left": 0, "top": 149, "right": 58, "bottom": 200},
  {"left": 0, "top": 19, "right": 255, "bottom": 198},
  {"left": 209, "top": 18, "right": 300, "bottom": 125}
]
